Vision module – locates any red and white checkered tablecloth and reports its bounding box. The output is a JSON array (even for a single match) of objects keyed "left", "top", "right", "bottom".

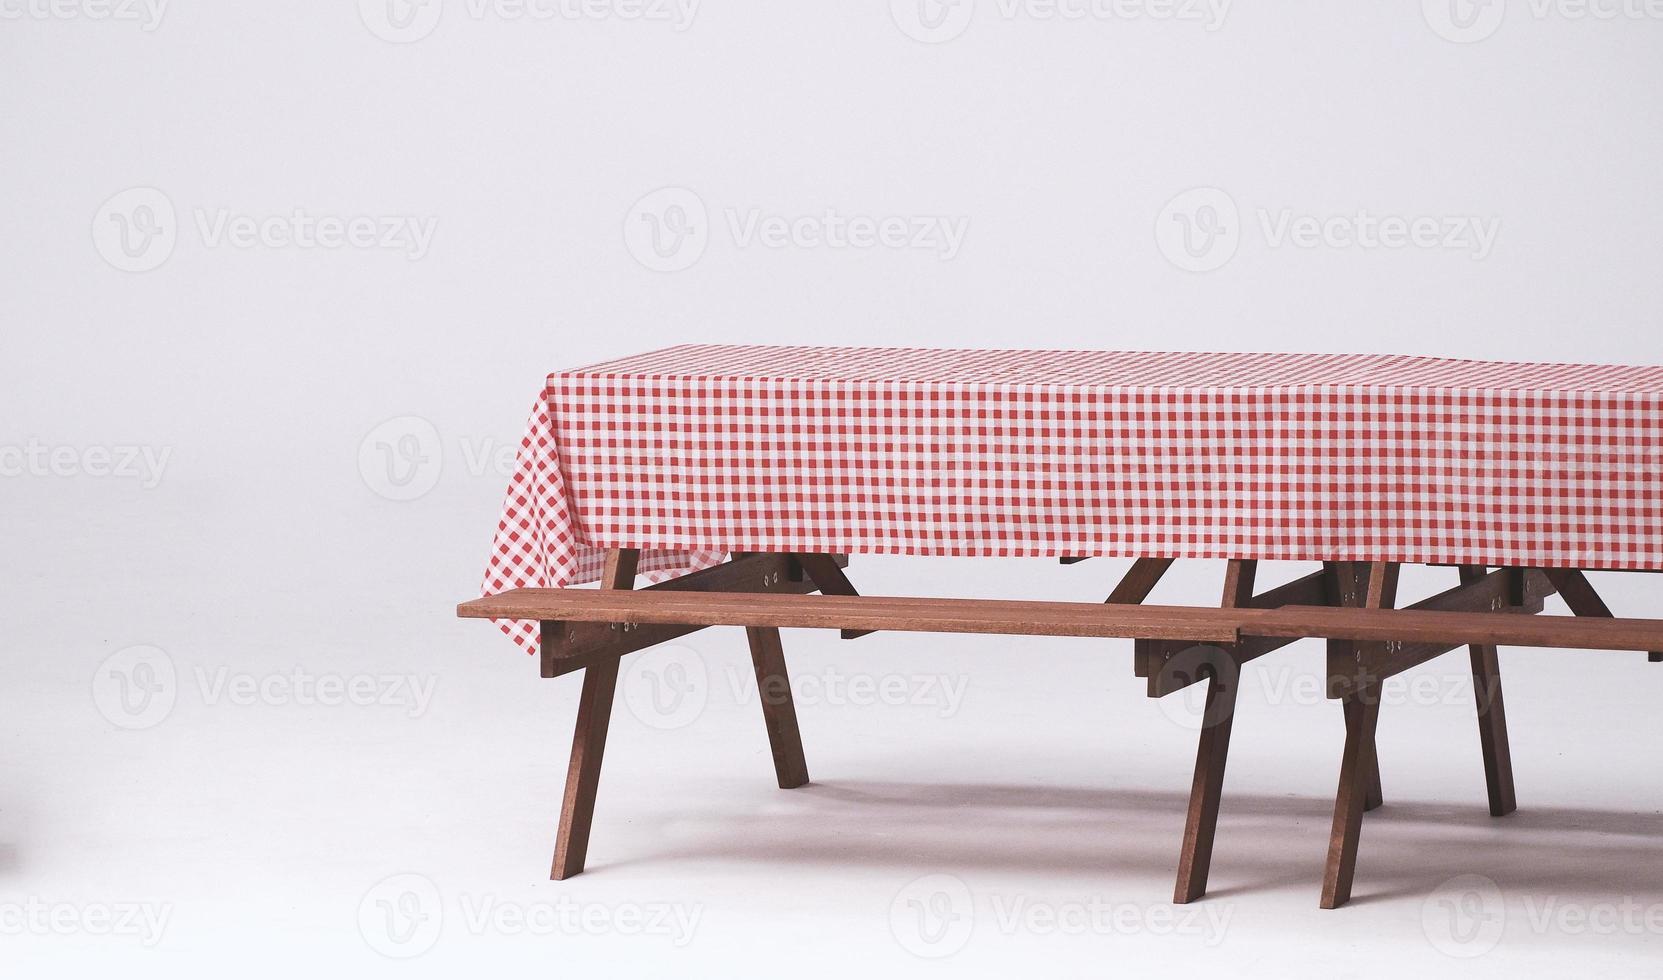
[{"left": 482, "top": 345, "right": 1663, "bottom": 651}]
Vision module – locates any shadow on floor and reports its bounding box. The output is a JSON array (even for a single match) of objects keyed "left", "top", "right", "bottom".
[{"left": 598, "top": 779, "right": 1663, "bottom": 903}]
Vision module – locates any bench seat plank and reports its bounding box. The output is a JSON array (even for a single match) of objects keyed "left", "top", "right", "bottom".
[
  {"left": 460, "top": 589, "right": 1243, "bottom": 643},
  {"left": 460, "top": 587, "right": 1663, "bottom": 653}
]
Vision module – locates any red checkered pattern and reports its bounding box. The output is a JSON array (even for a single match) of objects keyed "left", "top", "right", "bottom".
[{"left": 483, "top": 346, "right": 1663, "bottom": 652}]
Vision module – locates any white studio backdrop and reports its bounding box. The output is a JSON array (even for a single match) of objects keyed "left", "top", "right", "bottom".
[{"left": 3, "top": 2, "right": 1662, "bottom": 977}]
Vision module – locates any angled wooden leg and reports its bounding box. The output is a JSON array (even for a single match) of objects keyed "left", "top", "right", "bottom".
[
  {"left": 550, "top": 548, "right": 638, "bottom": 880},
  {"left": 1326, "top": 562, "right": 1386, "bottom": 811},
  {"left": 1172, "top": 559, "right": 1252, "bottom": 904},
  {"left": 1467, "top": 641, "right": 1516, "bottom": 817},
  {"left": 745, "top": 625, "right": 809, "bottom": 789},
  {"left": 1462, "top": 566, "right": 1517, "bottom": 817},
  {"left": 1173, "top": 660, "right": 1238, "bottom": 904},
  {"left": 1321, "top": 690, "right": 1382, "bottom": 909},
  {"left": 1347, "top": 697, "right": 1385, "bottom": 812},
  {"left": 796, "top": 553, "right": 872, "bottom": 639}
]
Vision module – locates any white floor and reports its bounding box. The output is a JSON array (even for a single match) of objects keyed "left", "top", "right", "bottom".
[{"left": 4, "top": 544, "right": 1660, "bottom": 978}]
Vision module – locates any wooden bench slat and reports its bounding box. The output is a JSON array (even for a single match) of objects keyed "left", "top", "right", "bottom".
[
  {"left": 1246, "top": 604, "right": 1663, "bottom": 652},
  {"left": 460, "top": 585, "right": 1663, "bottom": 653},
  {"left": 459, "top": 589, "right": 1244, "bottom": 643}
]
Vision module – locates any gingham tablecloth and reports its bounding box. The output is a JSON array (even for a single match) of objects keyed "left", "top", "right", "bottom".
[{"left": 482, "top": 345, "right": 1663, "bottom": 651}]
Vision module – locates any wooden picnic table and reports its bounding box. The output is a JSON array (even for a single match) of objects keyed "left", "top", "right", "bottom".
[{"left": 461, "top": 346, "right": 1663, "bottom": 908}]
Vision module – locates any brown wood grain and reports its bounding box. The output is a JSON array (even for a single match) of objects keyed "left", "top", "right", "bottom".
[
  {"left": 1320, "top": 693, "right": 1382, "bottom": 909},
  {"left": 550, "top": 547, "right": 638, "bottom": 880},
  {"left": 464, "top": 589, "right": 1244, "bottom": 643},
  {"left": 1171, "top": 559, "right": 1255, "bottom": 904},
  {"left": 463, "top": 581, "right": 1663, "bottom": 652},
  {"left": 538, "top": 553, "right": 828, "bottom": 677},
  {"left": 1460, "top": 565, "right": 1517, "bottom": 818},
  {"left": 745, "top": 625, "right": 810, "bottom": 789},
  {"left": 796, "top": 553, "right": 872, "bottom": 639},
  {"left": 1107, "top": 557, "right": 1176, "bottom": 605}
]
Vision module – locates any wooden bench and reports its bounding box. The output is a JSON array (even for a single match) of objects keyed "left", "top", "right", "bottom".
[
  {"left": 459, "top": 586, "right": 1663, "bottom": 654},
  {"left": 459, "top": 551, "right": 1663, "bottom": 907}
]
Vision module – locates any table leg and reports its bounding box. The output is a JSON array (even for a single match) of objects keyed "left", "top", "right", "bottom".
[
  {"left": 550, "top": 548, "right": 637, "bottom": 880},
  {"left": 1173, "top": 659, "right": 1238, "bottom": 904},
  {"left": 1327, "top": 562, "right": 1386, "bottom": 811},
  {"left": 1170, "top": 559, "right": 1252, "bottom": 903},
  {"left": 1319, "top": 560, "right": 1397, "bottom": 908},
  {"left": 745, "top": 625, "right": 810, "bottom": 789},
  {"left": 1461, "top": 566, "right": 1517, "bottom": 817},
  {"left": 1320, "top": 690, "right": 1382, "bottom": 909}
]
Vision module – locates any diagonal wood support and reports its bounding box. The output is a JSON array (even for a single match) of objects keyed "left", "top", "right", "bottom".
[
  {"left": 1320, "top": 688, "right": 1382, "bottom": 909},
  {"left": 538, "top": 553, "right": 846, "bottom": 678},
  {"left": 797, "top": 553, "right": 872, "bottom": 639},
  {"left": 1327, "top": 562, "right": 1389, "bottom": 812},
  {"left": 1318, "top": 561, "right": 1396, "bottom": 908},
  {"left": 1544, "top": 567, "right": 1663, "bottom": 663},
  {"left": 745, "top": 625, "right": 810, "bottom": 788},
  {"left": 1461, "top": 565, "right": 1517, "bottom": 817},
  {"left": 1172, "top": 559, "right": 1253, "bottom": 904},
  {"left": 551, "top": 548, "right": 638, "bottom": 880}
]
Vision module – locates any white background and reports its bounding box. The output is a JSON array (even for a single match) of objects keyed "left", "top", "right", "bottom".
[{"left": 4, "top": 1, "right": 1662, "bottom": 976}]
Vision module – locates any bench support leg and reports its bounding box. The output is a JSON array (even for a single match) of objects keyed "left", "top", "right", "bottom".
[
  {"left": 550, "top": 548, "right": 637, "bottom": 880},
  {"left": 1468, "top": 642, "right": 1516, "bottom": 817},
  {"left": 1320, "top": 560, "right": 1397, "bottom": 908},
  {"left": 1173, "top": 662, "right": 1238, "bottom": 904},
  {"left": 746, "top": 626, "right": 810, "bottom": 788},
  {"left": 1327, "top": 562, "right": 1387, "bottom": 811},
  {"left": 1170, "top": 559, "right": 1252, "bottom": 903},
  {"left": 1460, "top": 566, "right": 1517, "bottom": 817},
  {"left": 1347, "top": 698, "right": 1385, "bottom": 812},
  {"left": 1321, "top": 690, "right": 1382, "bottom": 909}
]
